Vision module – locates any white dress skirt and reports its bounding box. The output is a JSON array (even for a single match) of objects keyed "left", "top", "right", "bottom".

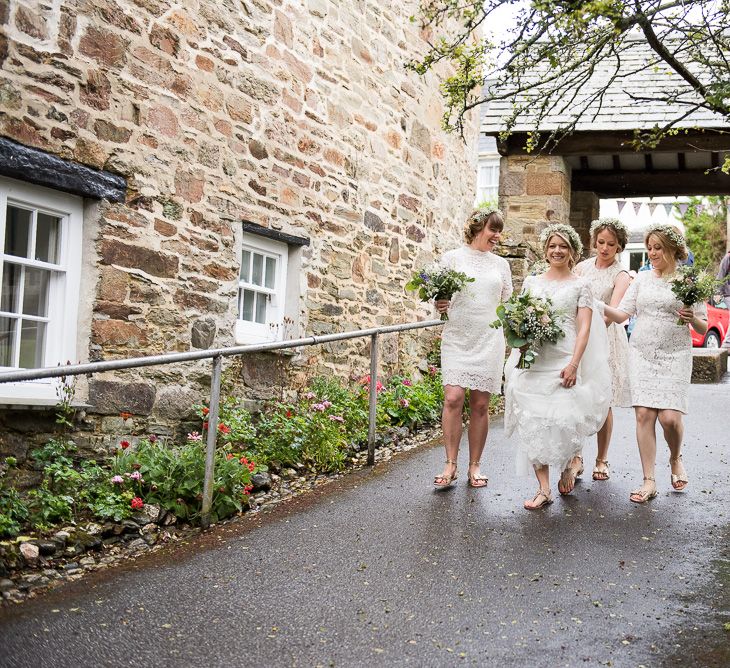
[{"left": 504, "top": 275, "right": 612, "bottom": 474}]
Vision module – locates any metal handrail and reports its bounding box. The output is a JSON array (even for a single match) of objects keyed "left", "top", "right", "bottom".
[{"left": 1, "top": 319, "right": 444, "bottom": 527}]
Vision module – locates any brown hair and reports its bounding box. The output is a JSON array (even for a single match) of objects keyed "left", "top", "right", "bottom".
[
  {"left": 464, "top": 209, "right": 504, "bottom": 244},
  {"left": 644, "top": 227, "right": 688, "bottom": 262},
  {"left": 591, "top": 220, "right": 628, "bottom": 251}
]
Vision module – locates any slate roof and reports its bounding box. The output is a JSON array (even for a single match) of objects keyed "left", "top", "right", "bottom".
[{"left": 480, "top": 38, "right": 729, "bottom": 135}]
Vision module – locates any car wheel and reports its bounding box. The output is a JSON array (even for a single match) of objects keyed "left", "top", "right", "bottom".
[{"left": 703, "top": 330, "right": 721, "bottom": 348}]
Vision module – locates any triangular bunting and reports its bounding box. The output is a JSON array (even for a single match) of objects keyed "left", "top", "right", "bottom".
[
  {"left": 678, "top": 203, "right": 689, "bottom": 216},
  {"left": 663, "top": 203, "right": 674, "bottom": 216},
  {"left": 695, "top": 204, "right": 704, "bottom": 214},
  {"left": 616, "top": 200, "right": 627, "bottom": 214},
  {"left": 648, "top": 203, "right": 658, "bottom": 215},
  {"left": 633, "top": 202, "right": 642, "bottom": 215}
]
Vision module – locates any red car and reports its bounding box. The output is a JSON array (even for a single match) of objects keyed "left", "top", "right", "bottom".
[{"left": 691, "top": 298, "right": 729, "bottom": 348}]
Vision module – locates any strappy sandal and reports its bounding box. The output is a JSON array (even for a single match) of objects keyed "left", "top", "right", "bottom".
[
  {"left": 524, "top": 488, "right": 554, "bottom": 510},
  {"left": 629, "top": 476, "right": 657, "bottom": 504},
  {"left": 467, "top": 460, "right": 488, "bottom": 488},
  {"left": 574, "top": 456, "right": 584, "bottom": 479},
  {"left": 434, "top": 459, "right": 458, "bottom": 488},
  {"left": 592, "top": 458, "right": 610, "bottom": 481},
  {"left": 670, "top": 455, "right": 688, "bottom": 491}
]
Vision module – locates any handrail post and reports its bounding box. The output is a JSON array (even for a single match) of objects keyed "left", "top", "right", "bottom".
[
  {"left": 201, "top": 354, "right": 223, "bottom": 529},
  {"left": 367, "top": 333, "right": 378, "bottom": 466}
]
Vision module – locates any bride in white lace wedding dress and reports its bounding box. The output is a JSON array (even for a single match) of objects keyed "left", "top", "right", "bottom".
[
  {"left": 433, "top": 209, "right": 513, "bottom": 490},
  {"left": 504, "top": 224, "right": 611, "bottom": 510}
]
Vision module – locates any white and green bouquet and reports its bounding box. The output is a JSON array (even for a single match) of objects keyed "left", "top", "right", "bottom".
[
  {"left": 491, "top": 291, "right": 564, "bottom": 368},
  {"left": 669, "top": 265, "right": 718, "bottom": 325},
  {"left": 406, "top": 266, "right": 475, "bottom": 320}
]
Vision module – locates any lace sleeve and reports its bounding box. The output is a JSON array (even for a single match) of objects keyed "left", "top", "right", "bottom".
[
  {"left": 500, "top": 259, "right": 514, "bottom": 302},
  {"left": 439, "top": 249, "right": 457, "bottom": 271},
  {"left": 520, "top": 275, "right": 533, "bottom": 295},
  {"left": 618, "top": 275, "right": 639, "bottom": 316},
  {"left": 577, "top": 280, "right": 594, "bottom": 309}
]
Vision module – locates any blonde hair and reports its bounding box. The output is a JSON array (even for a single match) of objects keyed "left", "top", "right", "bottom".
[
  {"left": 464, "top": 208, "right": 504, "bottom": 244},
  {"left": 542, "top": 230, "right": 580, "bottom": 270},
  {"left": 644, "top": 225, "right": 688, "bottom": 262}
]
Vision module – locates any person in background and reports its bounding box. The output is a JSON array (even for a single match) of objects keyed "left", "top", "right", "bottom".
[{"left": 717, "top": 248, "right": 730, "bottom": 349}]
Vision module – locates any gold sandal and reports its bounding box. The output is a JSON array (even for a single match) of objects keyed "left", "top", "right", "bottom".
[
  {"left": 467, "top": 460, "right": 488, "bottom": 488},
  {"left": 630, "top": 476, "right": 657, "bottom": 503},
  {"left": 592, "top": 458, "right": 610, "bottom": 481},
  {"left": 524, "top": 488, "right": 553, "bottom": 510},
  {"left": 434, "top": 459, "right": 458, "bottom": 488},
  {"left": 670, "top": 455, "right": 688, "bottom": 491}
]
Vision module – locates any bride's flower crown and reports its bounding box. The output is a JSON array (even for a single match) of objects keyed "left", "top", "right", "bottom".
[
  {"left": 538, "top": 223, "right": 583, "bottom": 256},
  {"left": 589, "top": 217, "right": 629, "bottom": 239},
  {"left": 645, "top": 224, "right": 686, "bottom": 251}
]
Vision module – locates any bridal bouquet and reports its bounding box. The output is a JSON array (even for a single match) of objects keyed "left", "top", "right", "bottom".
[
  {"left": 669, "top": 265, "right": 717, "bottom": 325},
  {"left": 491, "top": 291, "right": 564, "bottom": 368},
  {"left": 406, "top": 266, "right": 474, "bottom": 320}
]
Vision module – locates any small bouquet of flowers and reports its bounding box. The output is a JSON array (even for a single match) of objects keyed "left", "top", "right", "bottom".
[
  {"left": 669, "top": 265, "right": 718, "bottom": 325},
  {"left": 491, "top": 291, "right": 564, "bottom": 368},
  {"left": 406, "top": 266, "right": 475, "bottom": 320}
]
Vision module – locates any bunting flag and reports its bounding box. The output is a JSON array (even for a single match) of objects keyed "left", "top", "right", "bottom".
[
  {"left": 648, "top": 203, "right": 658, "bottom": 215},
  {"left": 695, "top": 204, "right": 704, "bottom": 215},
  {"left": 678, "top": 203, "right": 689, "bottom": 216},
  {"left": 616, "top": 200, "right": 627, "bottom": 214},
  {"left": 633, "top": 202, "right": 642, "bottom": 214},
  {"left": 664, "top": 203, "right": 674, "bottom": 216}
]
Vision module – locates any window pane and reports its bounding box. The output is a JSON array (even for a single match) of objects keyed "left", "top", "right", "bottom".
[
  {"left": 36, "top": 212, "right": 61, "bottom": 263},
  {"left": 252, "top": 253, "right": 263, "bottom": 286},
  {"left": 19, "top": 320, "right": 45, "bottom": 368},
  {"left": 23, "top": 267, "right": 50, "bottom": 316},
  {"left": 255, "top": 292, "right": 267, "bottom": 324},
  {"left": 264, "top": 257, "right": 276, "bottom": 289},
  {"left": 241, "top": 289, "right": 255, "bottom": 321},
  {"left": 0, "top": 317, "right": 16, "bottom": 366},
  {"left": 5, "top": 206, "right": 31, "bottom": 258},
  {"left": 240, "top": 250, "right": 251, "bottom": 282},
  {"left": 1, "top": 263, "right": 21, "bottom": 313}
]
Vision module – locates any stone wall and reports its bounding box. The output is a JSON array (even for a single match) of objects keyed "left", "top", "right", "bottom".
[{"left": 0, "top": 0, "right": 478, "bottom": 456}]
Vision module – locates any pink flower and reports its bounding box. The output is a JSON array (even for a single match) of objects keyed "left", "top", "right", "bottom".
[
  {"left": 128, "top": 471, "right": 143, "bottom": 481},
  {"left": 111, "top": 475, "right": 124, "bottom": 485},
  {"left": 428, "top": 365, "right": 438, "bottom": 376},
  {"left": 399, "top": 398, "right": 410, "bottom": 408},
  {"left": 311, "top": 403, "right": 326, "bottom": 412},
  {"left": 304, "top": 392, "right": 316, "bottom": 400},
  {"left": 402, "top": 379, "right": 413, "bottom": 386},
  {"left": 329, "top": 415, "right": 345, "bottom": 423},
  {"left": 322, "top": 400, "right": 332, "bottom": 409},
  {"left": 187, "top": 431, "right": 203, "bottom": 441},
  {"left": 148, "top": 435, "right": 158, "bottom": 443}
]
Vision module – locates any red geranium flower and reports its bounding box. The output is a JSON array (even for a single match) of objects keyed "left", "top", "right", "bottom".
[
  {"left": 218, "top": 423, "right": 231, "bottom": 434},
  {"left": 119, "top": 440, "right": 130, "bottom": 450},
  {"left": 119, "top": 412, "right": 133, "bottom": 421},
  {"left": 202, "top": 407, "right": 210, "bottom": 416},
  {"left": 130, "top": 497, "right": 144, "bottom": 510}
]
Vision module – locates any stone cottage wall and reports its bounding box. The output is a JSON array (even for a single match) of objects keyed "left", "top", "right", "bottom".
[{"left": 0, "top": 1, "right": 477, "bottom": 456}]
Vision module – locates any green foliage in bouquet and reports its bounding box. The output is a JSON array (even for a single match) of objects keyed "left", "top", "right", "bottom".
[
  {"left": 669, "top": 265, "right": 719, "bottom": 325},
  {"left": 406, "top": 267, "right": 475, "bottom": 320}
]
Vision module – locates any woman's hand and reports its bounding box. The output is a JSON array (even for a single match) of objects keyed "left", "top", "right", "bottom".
[
  {"left": 560, "top": 362, "right": 578, "bottom": 388},
  {"left": 435, "top": 299, "right": 450, "bottom": 315},
  {"left": 676, "top": 307, "right": 694, "bottom": 324}
]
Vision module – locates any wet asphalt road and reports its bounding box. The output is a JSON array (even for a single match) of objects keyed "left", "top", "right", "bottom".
[{"left": 0, "top": 382, "right": 728, "bottom": 668}]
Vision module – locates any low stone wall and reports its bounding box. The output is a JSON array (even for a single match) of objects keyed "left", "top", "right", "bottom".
[{"left": 691, "top": 349, "right": 728, "bottom": 383}]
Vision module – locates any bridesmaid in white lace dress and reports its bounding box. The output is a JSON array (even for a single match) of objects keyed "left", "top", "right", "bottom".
[
  {"left": 575, "top": 218, "right": 632, "bottom": 481},
  {"left": 602, "top": 225, "right": 708, "bottom": 503},
  {"left": 504, "top": 224, "right": 611, "bottom": 509},
  {"left": 433, "top": 209, "right": 513, "bottom": 489}
]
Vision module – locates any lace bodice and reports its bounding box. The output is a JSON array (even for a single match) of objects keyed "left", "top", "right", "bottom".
[
  {"left": 618, "top": 271, "right": 707, "bottom": 413},
  {"left": 575, "top": 257, "right": 627, "bottom": 303},
  {"left": 438, "top": 246, "right": 513, "bottom": 393},
  {"left": 522, "top": 274, "right": 593, "bottom": 335}
]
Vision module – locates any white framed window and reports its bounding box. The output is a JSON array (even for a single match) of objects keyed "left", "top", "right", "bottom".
[
  {"left": 235, "top": 233, "right": 289, "bottom": 344},
  {"left": 476, "top": 157, "right": 500, "bottom": 205},
  {"left": 0, "top": 177, "right": 83, "bottom": 404}
]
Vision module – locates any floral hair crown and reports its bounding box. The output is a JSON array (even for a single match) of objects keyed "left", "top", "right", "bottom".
[
  {"left": 645, "top": 224, "right": 686, "bottom": 250},
  {"left": 538, "top": 223, "right": 583, "bottom": 256},
  {"left": 589, "top": 217, "right": 629, "bottom": 239},
  {"left": 472, "top": 207, "right": 503, "bottom": 223}
]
